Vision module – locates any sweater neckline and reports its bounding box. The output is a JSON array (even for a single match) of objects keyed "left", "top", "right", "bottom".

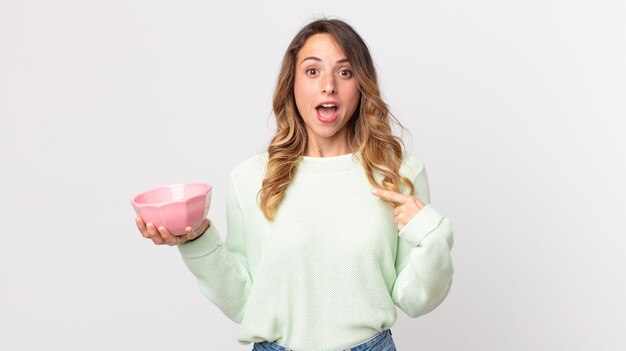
[{"left": 297, "top": 151, "right": 363, "bottom": 174}]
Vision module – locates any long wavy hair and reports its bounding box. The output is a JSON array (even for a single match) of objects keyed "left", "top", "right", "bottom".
[{"left": 258, "top": 18, "right": 415, "bottom": 220}]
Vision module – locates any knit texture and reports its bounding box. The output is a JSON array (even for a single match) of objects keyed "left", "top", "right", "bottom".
[{"left": 178, "top": 151, "right": 454, "bottom": 351}]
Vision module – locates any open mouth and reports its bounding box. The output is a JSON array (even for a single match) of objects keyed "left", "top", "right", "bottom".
[{"left": 316, "top": 103, "right": 338, "bottom": 120}]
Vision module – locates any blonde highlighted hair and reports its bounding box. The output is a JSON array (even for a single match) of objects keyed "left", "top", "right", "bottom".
[{"left": 259, "top": 18, "right": 415, "bottom": 220}]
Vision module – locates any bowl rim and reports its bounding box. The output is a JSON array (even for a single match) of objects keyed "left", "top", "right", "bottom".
[{"left": 131, "top": 182, "right": 212, "bottom": 207}]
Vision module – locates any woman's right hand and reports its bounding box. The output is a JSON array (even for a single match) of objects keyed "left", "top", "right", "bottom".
[{"left": 135, "top": 217, "right": 210, "bottom": 246}]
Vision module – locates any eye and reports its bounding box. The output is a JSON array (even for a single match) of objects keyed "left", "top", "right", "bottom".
[
  {"left": 306, "top": 68, "right": 318, "bottom": 76},
  {"left": 338, "top": 69, "right": 353, "bottom": 78}
]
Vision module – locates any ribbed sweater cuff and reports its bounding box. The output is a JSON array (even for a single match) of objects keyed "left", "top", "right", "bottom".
[
  {"left": 398, "top": 204, "right": 445, "bottom": 246},
  {"left": 177, "top": 220, "right": 223, "bottom": 258}
]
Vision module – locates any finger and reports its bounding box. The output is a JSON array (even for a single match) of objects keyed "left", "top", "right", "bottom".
[
  {"left": 184, "top": 226, "right": 197, "bottom": 241},
  {"left": 371, "top": 188, "right": 407, "bottom": 204},
  {"left": 187, "top": 218, "right": 210, "bottom": 240},
  {"left": 397, "top": 213, "right": 410, "bottom": 225},
  {"left": 393, "top": 206, "right": 403, "bottom": 216},
  {"left": 145, "top": 223, "right": 164, "bottom": 245},
  {"left": 393, "top": 216, "right": 407, "bottom": 231},
  {"left": 157, "top": 226, "right": 179, "bottom": 246},
  {"left": 178, "top": 228, "right": 194, "bottom": 244},
  {"left": 145, "top": 222, "right": 157, "bottom": 237},
  {"left": 407, "top": 195, "right": 425, "bottom": 209},
  {"left": 135, "top": 217, "right": 148, "bottom": 237},
  {"left": 393, "top": 214, "right": 400, "bottom": 225},
  {"left": 135, "top": 217, "right": 145, "bottom": 229}
]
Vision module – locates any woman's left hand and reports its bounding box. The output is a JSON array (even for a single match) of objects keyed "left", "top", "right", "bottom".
[{"left": 371, "top": 188, "right": 425, "bottom": 231}]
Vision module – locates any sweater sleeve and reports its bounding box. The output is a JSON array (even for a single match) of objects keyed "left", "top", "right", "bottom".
[
  {"left": 391, "top": 163, "right": 455, "bottom": 318},
  {"left": 176, "top": 174, "right": 252, "bottom": 323}
]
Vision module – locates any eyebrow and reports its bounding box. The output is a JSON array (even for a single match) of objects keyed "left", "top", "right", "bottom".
[{"left": 300, "top": 56, "right": 350, "bottom": 64}]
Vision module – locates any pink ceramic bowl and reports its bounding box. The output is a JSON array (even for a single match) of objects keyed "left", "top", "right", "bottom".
[{"left": 131, "top": 182, "right": 212, "bottom": 236}]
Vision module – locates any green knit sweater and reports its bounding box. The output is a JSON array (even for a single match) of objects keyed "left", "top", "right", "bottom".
[{"left": 178, "top": 151, "right": 454, "bottom": 351}]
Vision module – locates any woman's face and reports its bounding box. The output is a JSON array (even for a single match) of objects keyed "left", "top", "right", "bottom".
[{"left": 294, "top": 33, "right": 360, "bottom": 151}]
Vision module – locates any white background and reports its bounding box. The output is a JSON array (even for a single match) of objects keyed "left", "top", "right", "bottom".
[{"left": 1, "top": 0, "right": 624, "bottom": 350}]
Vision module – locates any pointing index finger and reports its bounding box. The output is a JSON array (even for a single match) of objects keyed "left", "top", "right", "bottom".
[{"left": 371, "top": 188, "right": 407, "bottom": 203}]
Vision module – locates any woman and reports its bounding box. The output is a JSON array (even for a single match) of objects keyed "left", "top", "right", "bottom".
[{"left": 136, "top": 18, "right": 454, "bottom": 351}]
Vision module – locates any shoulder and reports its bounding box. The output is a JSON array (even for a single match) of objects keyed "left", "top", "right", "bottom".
[
  {"left": 399, "top": 151, "right": 426, "bottom": 180},
  {"left": 230, "top": 151, "right": 268, "bottom": 185}
]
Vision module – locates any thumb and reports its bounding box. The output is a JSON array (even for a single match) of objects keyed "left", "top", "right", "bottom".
[{"left": 185, "top": 219, "right": 209, "bottom": 240}]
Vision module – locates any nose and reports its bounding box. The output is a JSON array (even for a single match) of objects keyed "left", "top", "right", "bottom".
[{"left": 321, "top": 73, "right": 336, "bottom": 95}]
